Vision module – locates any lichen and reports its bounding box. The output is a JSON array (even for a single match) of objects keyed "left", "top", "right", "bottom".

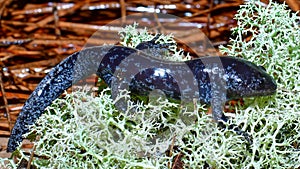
[
  {"left": 2, "top": 0, "right": 300, "bottom": 168},
  {"left": 219, "top": 0, "right": 300, "bottom": 168},
  {"left": 119, "top": 22, "right": 191, "bottom": 61},
  {"left": 22, "top": 89, "right": 180, "bottom": 168}
]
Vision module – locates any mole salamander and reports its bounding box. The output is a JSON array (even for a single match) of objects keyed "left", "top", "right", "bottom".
[{"left": 7, "top": 36, "right": 277, "bottom": 152}]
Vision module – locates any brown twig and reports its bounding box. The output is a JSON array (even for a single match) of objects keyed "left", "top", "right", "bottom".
[
  {"left": 120, "top": 0, "right": 126, "bottom": 23},
  {"left": 24, "top": 1, "right": 87, "bottom": 32},
  {"left": 0, "top": 72, "right": 12, "bottom": 132},
  {"left": 171, "top": 152, "right": 184, "bottom": 169},
  {"left": 191, "top": 2, "right": 242, "bottom": 17},
  {"left": 0, "top": 0, "right": 12, "bottom": 27},
  {"left": 26, "top": 145, "right": 36, "bottom": 169}
]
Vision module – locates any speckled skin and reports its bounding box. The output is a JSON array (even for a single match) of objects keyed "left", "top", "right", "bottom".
[{"left": 7, "top": 38, "right": 277, "bottom": 152}]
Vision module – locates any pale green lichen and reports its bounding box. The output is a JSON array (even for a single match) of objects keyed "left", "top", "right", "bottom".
[
  {"left": 22, "top": 89, "right": 178, "bottom": 168},
  {"left": 218, "top": 0, "right": 300, "bottom": 168},
  {"left": 119, "top": 22, "right": 191, "bottom": 61},
  {"left": 2, "top": 1, "right": 300, "bottom": 168}
]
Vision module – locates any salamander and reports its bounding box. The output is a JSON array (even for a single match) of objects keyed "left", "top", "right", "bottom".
[{"left": 7, "top": 36, "right": 277, "bottom": 152}]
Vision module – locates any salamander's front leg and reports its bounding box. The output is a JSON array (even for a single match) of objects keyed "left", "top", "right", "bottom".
[{"left": 211, "top": 100, "right": 228, "bottom": 123}]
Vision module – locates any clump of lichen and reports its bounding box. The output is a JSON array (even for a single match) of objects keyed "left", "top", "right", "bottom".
[
  {"left": 20, "top": 89, "right": 181, "bottom": 168},
  {"left": 119, "top": 22, "right": 191, "bottom": 61},
  {"left": 219, "top": 0, "right": 300, "bottom": 168},
  {"left": 2, "top": 1, "right": 300, "bottom": 168}
]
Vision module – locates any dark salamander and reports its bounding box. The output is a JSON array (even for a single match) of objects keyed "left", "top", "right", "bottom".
[{"left": 7, "top": 36, "right": 277, "bottom": 152}]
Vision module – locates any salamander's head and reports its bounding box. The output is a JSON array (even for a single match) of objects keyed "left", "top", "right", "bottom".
[{"left": 222, "top": 57, "right": 277, "bottom": 99}]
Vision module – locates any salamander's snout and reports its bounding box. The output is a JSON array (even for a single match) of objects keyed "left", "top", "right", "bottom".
[
  {"left": 256, "top": 65, "right": 277, "bottom": 93},
  {"left": 262, "top": 72, "right": 277, "bottom": 94},
  {"left": 242, "top": 64, "right": 277, "bottom": 97}
]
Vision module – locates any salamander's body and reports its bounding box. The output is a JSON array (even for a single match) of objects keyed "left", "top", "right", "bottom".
[{"left": 7, "top": 38, "right": 277, "bottom": 152}]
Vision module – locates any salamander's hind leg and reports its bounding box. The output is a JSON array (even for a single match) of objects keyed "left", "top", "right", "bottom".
[{"left": 212, "top": 104, "right": 253, "bottom": 144}]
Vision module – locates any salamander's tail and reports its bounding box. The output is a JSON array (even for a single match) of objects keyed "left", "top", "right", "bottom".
[
  {"left": 7, "top": 46, "right": 113, "bottom": 152},
  {"left": 7, "top": 51, "right": 80, "bottom": 152}
]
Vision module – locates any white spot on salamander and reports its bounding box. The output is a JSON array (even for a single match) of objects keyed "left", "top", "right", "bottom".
[
  {"left": 37, "top": 90, "right": 43, "bottom": 96},
  {"left": 212, "top": 67, "right": 219, "bottom": 74},
  {"left": 204, "top": 67, "right": 221, "bottom": 75},
  {"left": 153, "top": 68, "right": 170, "bottom": 77}
]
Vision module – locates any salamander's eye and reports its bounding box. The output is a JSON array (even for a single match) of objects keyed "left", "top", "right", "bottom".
[{"left": 258, "top": 65, "right": 266, "bottom": 71}]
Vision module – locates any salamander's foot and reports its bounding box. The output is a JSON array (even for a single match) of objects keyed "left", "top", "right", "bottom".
[
  {"left": 228, "top": 124, "right": 253, "bottom": 144},
  {"left": 213, "top": 108, "right": 253, "bottom": 144},
  {"left": 217, "top": 121, "right": 253, "bottom": 145}
]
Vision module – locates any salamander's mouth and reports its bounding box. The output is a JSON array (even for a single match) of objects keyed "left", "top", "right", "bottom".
[
  {"left": 261, "top": 75, "right": 277, "bottom": 94},
  {"left": 242, "top": 86, "right": 277, "bottom": 97}
]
